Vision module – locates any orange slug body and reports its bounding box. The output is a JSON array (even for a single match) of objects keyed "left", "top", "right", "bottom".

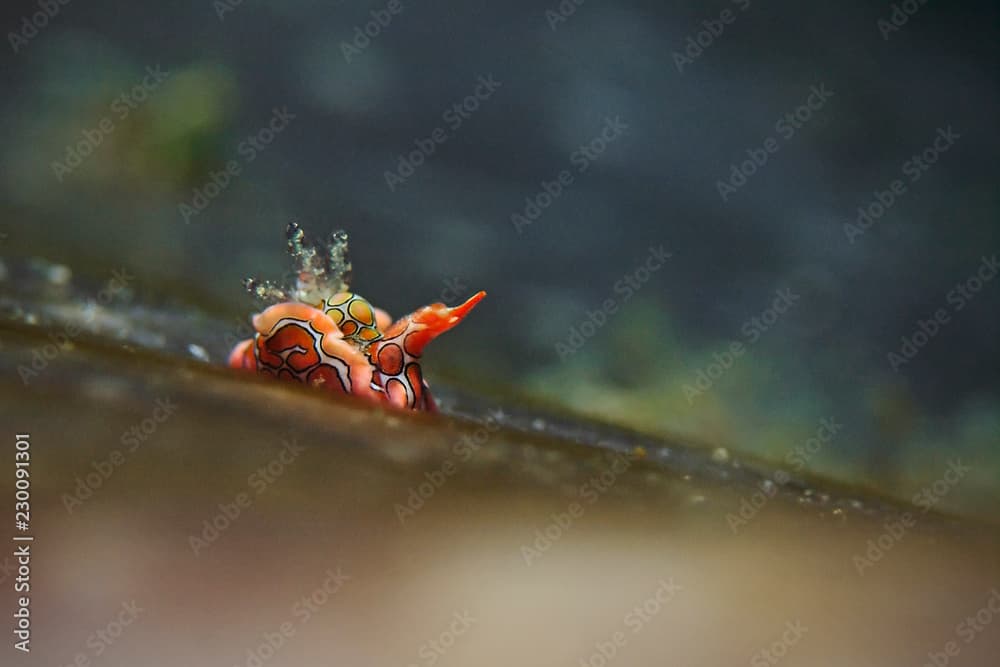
[
  {"left": 228, "top": 290, "right": 486, "bottom": 411},
  {"left": 228, "top": 223, "right": 484, "bottom": 411}
]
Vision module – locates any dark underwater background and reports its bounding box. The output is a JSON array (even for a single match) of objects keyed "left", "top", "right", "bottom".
[{"left": 1, "top": 0, "right": 998, "bottom": 514}]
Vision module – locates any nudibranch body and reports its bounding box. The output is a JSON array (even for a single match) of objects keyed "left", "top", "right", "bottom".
[{"left": 228, "top": 224, "right": 484, "bottom": 411}]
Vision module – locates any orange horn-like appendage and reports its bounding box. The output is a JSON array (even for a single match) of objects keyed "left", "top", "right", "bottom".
[{"left": 392, "top": 290, "right": 486, "bottom": 358}]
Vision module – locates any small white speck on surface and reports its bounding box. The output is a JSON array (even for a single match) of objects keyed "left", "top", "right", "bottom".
[
  {"left": 711, "top": 447, "right": 730, "bottom": 464},
  {"left": 46, "top": 264, "right": 72, "bottom": 286},
  {"left": 187, "top": 343, "right": 210, "bottom": 362}
]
